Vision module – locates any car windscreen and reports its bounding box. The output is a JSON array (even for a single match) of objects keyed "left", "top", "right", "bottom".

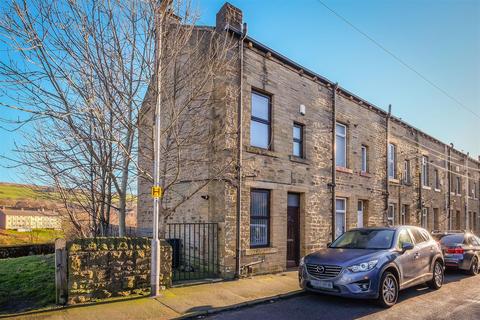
[
  {"left": 330, "top": 229, "right": 395, "bottom": 249},
  {"left": 439, "top": 234, "right": 465, "bottom": 246}
]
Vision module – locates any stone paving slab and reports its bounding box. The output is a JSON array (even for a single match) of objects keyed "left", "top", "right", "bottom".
[{"left": 5, "top": 271, "right": 300, "bottom": 320}]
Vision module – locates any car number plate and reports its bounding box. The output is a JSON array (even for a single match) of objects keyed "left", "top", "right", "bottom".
[{"left": 310, "top": 280, "right": 333, "bottom": 289}]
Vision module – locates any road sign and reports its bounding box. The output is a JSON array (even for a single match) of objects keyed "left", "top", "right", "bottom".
[{"left": 151, "top": 186, "right": 163, "bottom": 198}]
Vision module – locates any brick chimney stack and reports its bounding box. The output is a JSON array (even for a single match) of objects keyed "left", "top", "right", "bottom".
[{"left": 216, "top": 2, "right": 243, "bottom": 32}]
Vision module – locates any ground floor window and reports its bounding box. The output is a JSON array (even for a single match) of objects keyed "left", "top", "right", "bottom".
[
  {"left": 421, "top": 207, "right": 428, "bottom": 229},
  {"left": 401, "top": 204, "right": 408, "bottom": 225},
  {"left": 387, "top": 204, "right": 396, "bottom": 226},
  {"left": 250, "top": 189, "right": 270, "bottom": 247},
  {"left": 357, "top": 200, "right": 364, "bottom": 228},
  {"left": 335, "top": 198, "right": 346, "bottom": 239}
]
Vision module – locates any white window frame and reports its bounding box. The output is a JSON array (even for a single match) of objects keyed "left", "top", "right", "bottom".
[
  {"left": 387, "top": 204, "right": 396, "bottom": 226},
  {"left": 403, "top": 160, "right": 410, "bottom": 184},
  {"left": 421, "top": 207, "right": 428, "bottom": 229},
  {"left": 361, "top": 145, "right": 368, "bottom": 173},
  {"left": 335, "top": 197, "right": 347, "bottom": 238},
  {"left": 422, "top": 156, "right": 429, "bottom": 187},
  {"left": 434, "top": 169, "right": 440, "bottom": 190},
  {"left": 335, "top": 123, "right": 347, "bottom": 168},
  {"left": 357, "top": 200, "right": 364, "bottom": 228},
  {"left": 401, "top": 205, "right": 407, "bottom": 225},
  {"left": 388, "top": 143, "right": 396, "bottom": 179}
]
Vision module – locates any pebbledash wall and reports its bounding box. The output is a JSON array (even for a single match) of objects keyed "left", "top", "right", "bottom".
[{"left": 138, "top": 3, "right": 480, "bottom": 278}]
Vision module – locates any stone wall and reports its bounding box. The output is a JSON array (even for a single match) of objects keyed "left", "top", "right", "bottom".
[
  {"left": 137, "top": 2, "right": 480, "bottom": 278},
  {"left": 67, "top": 237, "right": 171, "bottom": 304}
]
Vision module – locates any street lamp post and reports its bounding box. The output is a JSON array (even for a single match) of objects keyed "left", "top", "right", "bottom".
[{"left": 151, "top": 0, "right": 168, "bottom": 297}]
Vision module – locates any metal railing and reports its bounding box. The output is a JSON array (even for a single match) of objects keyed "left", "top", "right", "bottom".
[{"left": 166, "top": 222, "right": 219, "bottom": 282}]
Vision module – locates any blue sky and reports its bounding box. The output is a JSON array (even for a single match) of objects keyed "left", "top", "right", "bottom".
[{"left": 0, "top": 0, "right": 479, "bottom": 183}]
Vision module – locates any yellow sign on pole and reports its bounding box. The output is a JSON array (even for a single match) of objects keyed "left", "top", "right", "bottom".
[{"left": 151, "top": 186, "right": 163, "bottom": 198}]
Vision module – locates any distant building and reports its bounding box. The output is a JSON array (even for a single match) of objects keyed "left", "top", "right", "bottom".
[{"left": 0, "top": 207, "right": 61, "bottom": 230}]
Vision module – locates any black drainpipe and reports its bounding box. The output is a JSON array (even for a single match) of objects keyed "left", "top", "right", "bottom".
[
  {"left": 385, "top": 105, "right": 391, "bottom": 225},
  {"left": 330, "top": 83, "right": 338, "bottom": 242},
  {"left": 235, "top": 22, "right": 248, "bottom": 279},
  {"left": 448, "top": 143, "right": 452, "bottom": 229}
]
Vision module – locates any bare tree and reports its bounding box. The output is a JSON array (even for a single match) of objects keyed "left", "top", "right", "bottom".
[
  {"left": 0, "top": 0, "right": 155, "bottom": 236},
  {"left": 0, "top": 0, "right": 239, "bottom": 237}
]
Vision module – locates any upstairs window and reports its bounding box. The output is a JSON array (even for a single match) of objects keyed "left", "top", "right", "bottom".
[
  {"left": 474, "top": 182, "right": 478, "bottom": 199},
  {"left": 456, "top": 176, "right": 461, "bottom": 195},
  {"left": 292, "top": 123, "right": 304, "bottom": 158},
  {"left": 361, "top": 145, "right": 368, "bottom": 173},
  {"left": 335, "top": 123, "right": 347, "bottom": 167},
  {"left": 434, "top": 169, "right": 440, "bottom": 190},
  {"left": 250, "top": 91, "right": 271, "bottom": 149},
  {"left": 388, "top": 143, "right": 396, "bottom": 179},
  {"left": 403, "top": 160, "right": 411, "bottom": 184},
  {"left": 422, "top": 156, "right": 429, "bottom": 187}
]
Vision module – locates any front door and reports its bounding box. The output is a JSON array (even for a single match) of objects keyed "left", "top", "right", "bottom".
[{"left": 287, "top": 193, "right": 300, "bottom": 268}]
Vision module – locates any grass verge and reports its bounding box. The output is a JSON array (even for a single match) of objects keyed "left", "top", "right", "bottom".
[{"left": 0, "top": 254, "right": 55, "bottom": 314}]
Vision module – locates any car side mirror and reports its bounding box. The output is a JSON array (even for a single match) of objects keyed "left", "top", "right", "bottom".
[
  {"left": 327, "top": 242, "right": 331, "bottom": 248},
  {"left": 402, "top": 243, "right": 414, "bottom": 252}
]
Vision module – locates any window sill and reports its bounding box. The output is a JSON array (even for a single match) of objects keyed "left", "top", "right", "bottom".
[
  {"left": 245, "top": 146, "right": 278, "bottom": 158},
  {"left": 389, "top": 178, "right": 400, "bottom": 184},
  {"left": 422, "top": 186, "right": 431, "bottom": 190},
  {"left": 245, "top": 247, "right": 278, "bottom": 256},
  {"left": 289, "top": 155, "right": 310, "bottom": 165},
  {"left": 434, "top": 188, "right": 441, "bottom": 193},
  {"left": 359, "top": 172, "right": 372, "bottom": 178},
  {"left": 336, "top": 166, "right": 353, "bottom": 174}
]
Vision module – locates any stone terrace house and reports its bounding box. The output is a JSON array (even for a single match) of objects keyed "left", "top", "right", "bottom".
[{"left": 138, "top": 3, "right": 480, "bottom": 278}]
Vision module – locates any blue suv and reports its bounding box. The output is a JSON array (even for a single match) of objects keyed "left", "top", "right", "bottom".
[{"left": 299, "top": 226, "right": 444, "bottom": 307}]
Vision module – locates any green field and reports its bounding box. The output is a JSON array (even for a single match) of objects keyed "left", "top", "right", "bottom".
[
  {"left": 0, "top": 229, "right": 64, "bottom": 246},
  {"left": 0, "top": 254, "right": 55, "bottom": 314},
  {"left": 0, "top": 183, "right": 57, "bottom": 201}
]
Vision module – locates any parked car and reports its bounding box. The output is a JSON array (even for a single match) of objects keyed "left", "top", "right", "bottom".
[
  {"left": 299, "top": 226, "right": 444, "bottom": 307},
  {"left": 431, "top": 231, "right": 480, "bottom": 275}
]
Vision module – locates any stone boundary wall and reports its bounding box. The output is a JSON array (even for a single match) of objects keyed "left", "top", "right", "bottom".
[
  {"left": 0, "top": 242, "right": 55, "bottom": 259},
  {"left": 66, "top": 237, "right": 171, "bottom": 304}
]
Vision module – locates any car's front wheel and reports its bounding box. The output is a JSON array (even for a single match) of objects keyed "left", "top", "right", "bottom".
[
  {"left": 468, "top": 256, "right": 479, "bottom": 276},
  {"left": 427, "top": 260, "right": 444, "bottom": 289},
  {"left": 377, "top": 271, "right": 398, "bottom": 308}
]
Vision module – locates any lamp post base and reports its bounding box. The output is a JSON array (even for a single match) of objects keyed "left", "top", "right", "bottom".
[{"left": 151, "top": 237, "right": 160, "bottom": 297}]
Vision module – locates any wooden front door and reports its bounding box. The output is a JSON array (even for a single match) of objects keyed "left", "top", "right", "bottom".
[{"left": 287, "top": 193, "right": 300, "bottom": 268}]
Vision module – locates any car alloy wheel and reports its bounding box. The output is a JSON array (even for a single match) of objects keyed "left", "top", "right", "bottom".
[
  {"left": 378, "top": 272, "right": 398, "bottom": 307},
  {"left": 428, "top": 260, "right": 444, "bottom": 289},
  {"left": 434, "top": 262, "right": 443, "bottom": 287},
  {"left": 469, "top": 257, "right": 479, "bottom": 276}
]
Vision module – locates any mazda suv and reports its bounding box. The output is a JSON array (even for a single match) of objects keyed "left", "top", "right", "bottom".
[{"left": 299, "top": 226, "right": 444, "bottom": 307}]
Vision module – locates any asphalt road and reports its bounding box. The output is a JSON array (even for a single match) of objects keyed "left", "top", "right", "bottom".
[{"left": 206, "top": 271, "right": 480, "bottom": 320}]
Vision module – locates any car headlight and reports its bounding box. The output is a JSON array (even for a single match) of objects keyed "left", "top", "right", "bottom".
[
  {"left": 299, "top": 257, "right": 305, "bottom": 267},
  {"left": 347, "top": 260, "right": 378, "bottom": 273}
]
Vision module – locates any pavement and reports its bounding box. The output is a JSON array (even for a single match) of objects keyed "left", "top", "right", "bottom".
[
  {"left": 5, "top": 270, "right": 480, "bottom": 320},
  {"left": 5, "top": 271, "right": 301, "bottom": 320},
  {"left": 207, "top": 270, "right": 480, "bottom": 320}
]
